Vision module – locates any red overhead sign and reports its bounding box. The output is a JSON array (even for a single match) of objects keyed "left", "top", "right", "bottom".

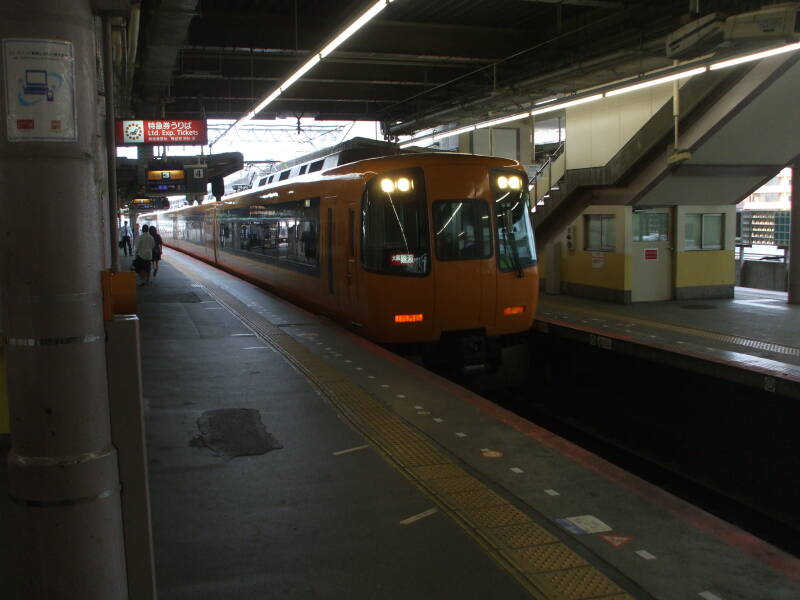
[{"left": 116, "top": 119, "right": 207, "bottom": 145}]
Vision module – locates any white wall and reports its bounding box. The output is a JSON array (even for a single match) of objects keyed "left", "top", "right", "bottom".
[
  {"left": 472, "top": 128, "right": 520, "bottom": 161},
  {"left": 566, "top": 86, "right": 673, "bottom": 169}
]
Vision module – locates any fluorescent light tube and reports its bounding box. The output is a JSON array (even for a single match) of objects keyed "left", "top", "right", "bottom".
[
  {"left": 213, "top": 0, "right": 390, "bottom": 146},
  {"left": 605, "top": 67, "right": 707, "bottom": 97},
  {"left": 709, "top": 41, "right": 800, "bottom": 71},
  {"left": 475, "top": 111, "right": 531, "bottom": 130},
  {"left": 531, "top": 93, "right": 603, "bottom": 115},
  {"left": 280, "top": 55, "right": 321, "bottom": 91},
  {"left": 432, "top": 125, "right": 476, "bottom": 140},
  {"left": 320, "top": 0, "right": 389, "bottom": 58},
  {"left": 252, "top": 89, "right": 282, "bottom": 115},
  {"left": 400, "top": 135, "right": 434, "bottom": 148}
]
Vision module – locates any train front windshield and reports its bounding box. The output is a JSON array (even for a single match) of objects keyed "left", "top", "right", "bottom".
[
  {"left": 492, "top": 171, "right": 537, "bottom": 274},
  {"left": 362, "top": 168, "right": 430, "bottom": 276}
]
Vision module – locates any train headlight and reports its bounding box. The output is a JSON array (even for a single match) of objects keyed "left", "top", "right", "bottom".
[
  {"left": 396, "top": 177, "right": 411, "bottom": 192},
  {"left": 508, "top": 175, "right": 522, "bottom": 190},
  {"left": 497, "top": 175, "right": 509, "bottom": 190},
  {"left": 380, "top": 178, "right": 395, "bottom": 193}
]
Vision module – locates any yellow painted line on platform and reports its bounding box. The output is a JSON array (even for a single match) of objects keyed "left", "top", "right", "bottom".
[
  {"left": 169, "top": 255, "right": 635, "bottom": 600},
  {"left": 538, "top": 297, "right": 800, "bottom": 358}
]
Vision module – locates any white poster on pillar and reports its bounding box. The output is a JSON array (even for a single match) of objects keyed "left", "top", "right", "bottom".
[{"left": 2, "top": 39, "right": 77, "bottom": 142}]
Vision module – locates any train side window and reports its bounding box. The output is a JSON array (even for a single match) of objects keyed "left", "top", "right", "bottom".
[
  {"left": 279, "top": 170, "right": 290, "bottom": 181},
  {"left": 216, "top": 198, "right": 320, "bottom": 275},
  {"left": 361, "top": 167, "right": 430, "bottom": 276},
  {"left": 433, "top": 200, "right": 492, "bottom": 261},
  {"left": 309, "top": 160, "right": 324, "bottom": 173},
  {"left": 299, "top": 164, "right": 308, "bottom": 175},
  {"left": 268, "top": 175, "right": 274, "bottom": 183},
  {"left": 258, "top": 177, "right": 267, "bottom": 186}
]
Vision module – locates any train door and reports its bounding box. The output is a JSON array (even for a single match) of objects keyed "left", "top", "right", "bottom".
[
  {"left": 338, "top": 200, "right": 362, "bottom": 326},
  {"left": 427, "top": 165, "right": 495, "bottom": 332}
]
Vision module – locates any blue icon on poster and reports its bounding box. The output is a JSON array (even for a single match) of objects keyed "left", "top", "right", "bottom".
[{"left": 17, "top": 69, "right": 62, "bottom": 105}]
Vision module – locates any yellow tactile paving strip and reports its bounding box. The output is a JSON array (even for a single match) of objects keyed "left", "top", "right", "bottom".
[
  {"left": 169, "top": 257, "right": 635, "bottom": 600},
  {"left": 538, "top": 296, "right": 800, "bottom": 358}
]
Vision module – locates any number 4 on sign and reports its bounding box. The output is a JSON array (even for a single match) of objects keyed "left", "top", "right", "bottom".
[{"left": 601, "top": 535, "right": 633, "bottom": 548}]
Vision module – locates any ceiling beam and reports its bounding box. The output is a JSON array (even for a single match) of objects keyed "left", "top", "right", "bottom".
[
  {"left": 175, "top": 73, "right": 439, "bottom": 87},
  {"left": 181, "top": 46, "right": 497, "bottom": 67},
  {"left": 517, "top": 0, "right": 624, "bottom": 8}
]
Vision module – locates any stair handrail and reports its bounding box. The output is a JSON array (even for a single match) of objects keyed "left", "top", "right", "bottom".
[{"left": 532, "top": 141, "right": 565, "bottom": 182}]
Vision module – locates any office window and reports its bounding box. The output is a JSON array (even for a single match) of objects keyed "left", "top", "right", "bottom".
[
  {"left": 633, "top": 212, "right": 668, "bottom": 241},
  {"left": 584, "top": 214, "right": 616, "bottom": 251},
  {"left": 685, "top": 213, "right": 723, "bottom": 250}
]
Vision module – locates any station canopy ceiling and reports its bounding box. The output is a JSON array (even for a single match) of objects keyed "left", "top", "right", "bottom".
[{"left": 130, "top": 0, "right": 767, "bottom": 138}]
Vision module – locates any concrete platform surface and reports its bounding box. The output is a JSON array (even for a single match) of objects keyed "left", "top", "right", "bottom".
[{"left": 1, "top": 250, "right": 799, "bottom": 599}]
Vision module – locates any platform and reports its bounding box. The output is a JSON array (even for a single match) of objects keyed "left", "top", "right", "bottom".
[
  {"left": 2, "top": 249, "right": 800, "bottom": 599},
  {"left": 535, "top": 288, "right": 800, "bottom": 400}
]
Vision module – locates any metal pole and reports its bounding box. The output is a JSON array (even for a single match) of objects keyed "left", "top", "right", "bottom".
[
  {"left": 0, "top": 1, "right": 128, "bottom": 597},
  {"left": 673, "top": 60, "right": 680, "bottom": 151},
  {"left": 789, "top": 160, "right": 800, "bottom": 303},
  {"left": 104, "top": 15, "right": 120, "bottom": 273}
]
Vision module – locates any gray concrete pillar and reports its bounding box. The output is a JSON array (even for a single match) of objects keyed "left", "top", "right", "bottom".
[
  {"left": 790, "top": 159, "right": 800, "bottom": 303},
  {"left": 0, "top": 1, "right": 128, "bottom": 597}
]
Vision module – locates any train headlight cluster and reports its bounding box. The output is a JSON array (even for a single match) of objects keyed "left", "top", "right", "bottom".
[
  {"left": 496, "top": 175, "right": 523, "bottom": 190},
  {"left": 380, "top": 177, "right": 413, "bottom": 193}
]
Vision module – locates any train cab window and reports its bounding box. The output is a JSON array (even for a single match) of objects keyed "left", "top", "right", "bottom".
[
  {"left": 492, "top": 171, "right": 537, "bottom": 273},
  {"left": 362, "top": 168, "right": 429, "bottom": 276},
  {"left": 433, "top": 200, "right": 491, "bottom": 260}
]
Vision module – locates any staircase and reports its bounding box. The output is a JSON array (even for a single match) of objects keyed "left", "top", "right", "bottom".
[{"left": 530, "top": 52, "right": 800, "bottom": 248}]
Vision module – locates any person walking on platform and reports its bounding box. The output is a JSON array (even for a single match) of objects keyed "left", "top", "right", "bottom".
[
  {"left": 149, "top": 226, "right": 163, "bottom": 277},
  {"left": 120, "top": 220, "right": 133, "bottom": 256},
  {"left": 133, "top": 224, "right": 155, "bottom": 286}
]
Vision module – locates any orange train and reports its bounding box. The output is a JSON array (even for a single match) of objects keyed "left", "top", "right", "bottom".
[{"left": 146, "top": 151, "right": 539, "bottom": 362}]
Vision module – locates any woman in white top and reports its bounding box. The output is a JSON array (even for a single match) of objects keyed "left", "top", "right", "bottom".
[{"left": 134, "top": 225, "right": 155, "bottom": 286}]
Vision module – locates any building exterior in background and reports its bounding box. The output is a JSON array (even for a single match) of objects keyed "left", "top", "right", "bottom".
[{"left": 738, "top": 167, "right": 792, "bottom": 211}]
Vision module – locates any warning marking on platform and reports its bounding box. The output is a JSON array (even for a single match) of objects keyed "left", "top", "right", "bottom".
[
  {"left": 557, "top": 515, "right": 612, "bottom": 535},
  {"left": 636, "top": 549, "right": 657, "bottom": 560},
  {"left": 601, "top": 535, "right": 633, "bottom": 548},
  {"left": 555, "top": 518, "right": 587, "bottom": 535},
  {"left": 544, "top": 489, "right": 560, "bottom": 496}
]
